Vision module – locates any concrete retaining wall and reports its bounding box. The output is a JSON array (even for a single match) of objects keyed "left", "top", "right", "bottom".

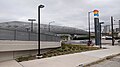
[{"left": 0, "top": 40, "right": 61, "bottom": 62}]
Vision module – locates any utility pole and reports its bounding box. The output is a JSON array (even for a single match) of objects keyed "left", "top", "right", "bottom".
[
  {"left": 28, "top": 19, "right": 36, "bottom": 32},
  {"left": 111, "top": 16, "right": 114, "bottom": 46},
  {"left": 26, "top": 27, "right": 30, "bottom": 41},
  {"left": 48, "top": 21, "right": 55, "bottom": 32},
  {"left": 37, "top": 4, "right": 44, "bottom": 57},
  {"left": 119, "top": 20, "right": 120, "bottom": 33},
  {"left": 88, "top": 12, "right": 91, "bottom": 43},
  {"left": 88, "top": 11, "right": 93, "bottom": 46},
  {"left": 14, "top": 25, "right": 18, "bottom": 40},
  {"left": 99, "top": 22, "right": 104, "bottom": 48}
]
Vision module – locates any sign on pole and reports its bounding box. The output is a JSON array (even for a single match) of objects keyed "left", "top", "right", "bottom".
[{"left": 94, "top": 10, "right": 100, "bottom": 45}]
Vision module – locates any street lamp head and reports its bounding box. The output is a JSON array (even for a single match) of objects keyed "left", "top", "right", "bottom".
[
  {"left": 28, "top": 19, "right": 36, "bottom": 21},
  {"left": 25, "top": 27, "right": 30, "bottom": 31},
  {"left": 88, "top": 11, "right": 93, "bottom": 13},
  {"left": 100, "top": 22, "right": 104, "bottom": 24},
  {"left": 39, "top": 5, "right": 45, "bottom": 8},
  {"left": 49, "top": 21, "right": 55, "bottom": 24},
  {"left": 51, "top": 21, "right": 55, "bottom": 23}
]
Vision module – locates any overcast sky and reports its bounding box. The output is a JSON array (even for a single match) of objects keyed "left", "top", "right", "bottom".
[{"left": 0, "top": 0, "right": 120, "bottom": 30}]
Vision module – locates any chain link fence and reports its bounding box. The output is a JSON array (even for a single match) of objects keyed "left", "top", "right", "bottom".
[{"left": 0, "top": 28, "right": 60, "bottom": 42}]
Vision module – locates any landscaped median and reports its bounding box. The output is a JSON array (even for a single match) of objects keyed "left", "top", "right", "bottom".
[
  {"left": 42, "top": 44, "right": 100, "bottom": 58},
  {"left": 16, "top": 44, "right": 100, "bottom": 62}
]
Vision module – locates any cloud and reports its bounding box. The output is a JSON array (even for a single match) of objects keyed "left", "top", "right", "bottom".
[{"left": 0, "top": 0, "right": 120, "bottom": 30}]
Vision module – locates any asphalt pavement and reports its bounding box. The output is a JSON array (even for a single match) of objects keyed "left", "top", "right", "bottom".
[
  {"left": 90, "top": 55, "right": 120, "bottom": 67},
  {"left": 63, "top": 40, "right": 119, "bottom": 45}
]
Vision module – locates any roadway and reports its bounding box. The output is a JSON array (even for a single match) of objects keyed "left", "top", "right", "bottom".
[
  {"left": 90, "top": 55, "right": 120, "bottom": 67},
  {"left": 63, "top": 39, "right": 119, "bottom": 45}
]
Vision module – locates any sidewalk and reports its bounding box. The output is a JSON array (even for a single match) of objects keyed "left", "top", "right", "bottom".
[
  {"left": 0, "top": 60, "right": 22, "bottom": 67},
  {"left": 0, "top": 45, "right": 120, "bottom": 67},
  {"left": 20, "top": 45, "right": 120, "bottom": 67}
]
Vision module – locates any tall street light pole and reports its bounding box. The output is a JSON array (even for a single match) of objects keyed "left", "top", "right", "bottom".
[
  {"left": 119, "top": 20, "right": 120, "bottom": 33},
  {"left": 48, "top": 21, "right": 55, "bottom": 32},
  {"left": 37, "top": 4, "right": 45, "bottom": 57},
  {"left": 88, "top": 11, "right": 93, "bottom": 46},
  {"left": 14, "top": 25, "right": 18, "bottom": 40},
  {"left": 111, "top": 16, "right": 114, "bottom": 46},
  {"left": 25, "top": 27, "right": 30, "bottom": 41},
  {"left": 99, "top": 22, "right": 104, "bottom": 48},
  {"left": 28, "top": 19, "right": 36, "bottom": 32}
]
